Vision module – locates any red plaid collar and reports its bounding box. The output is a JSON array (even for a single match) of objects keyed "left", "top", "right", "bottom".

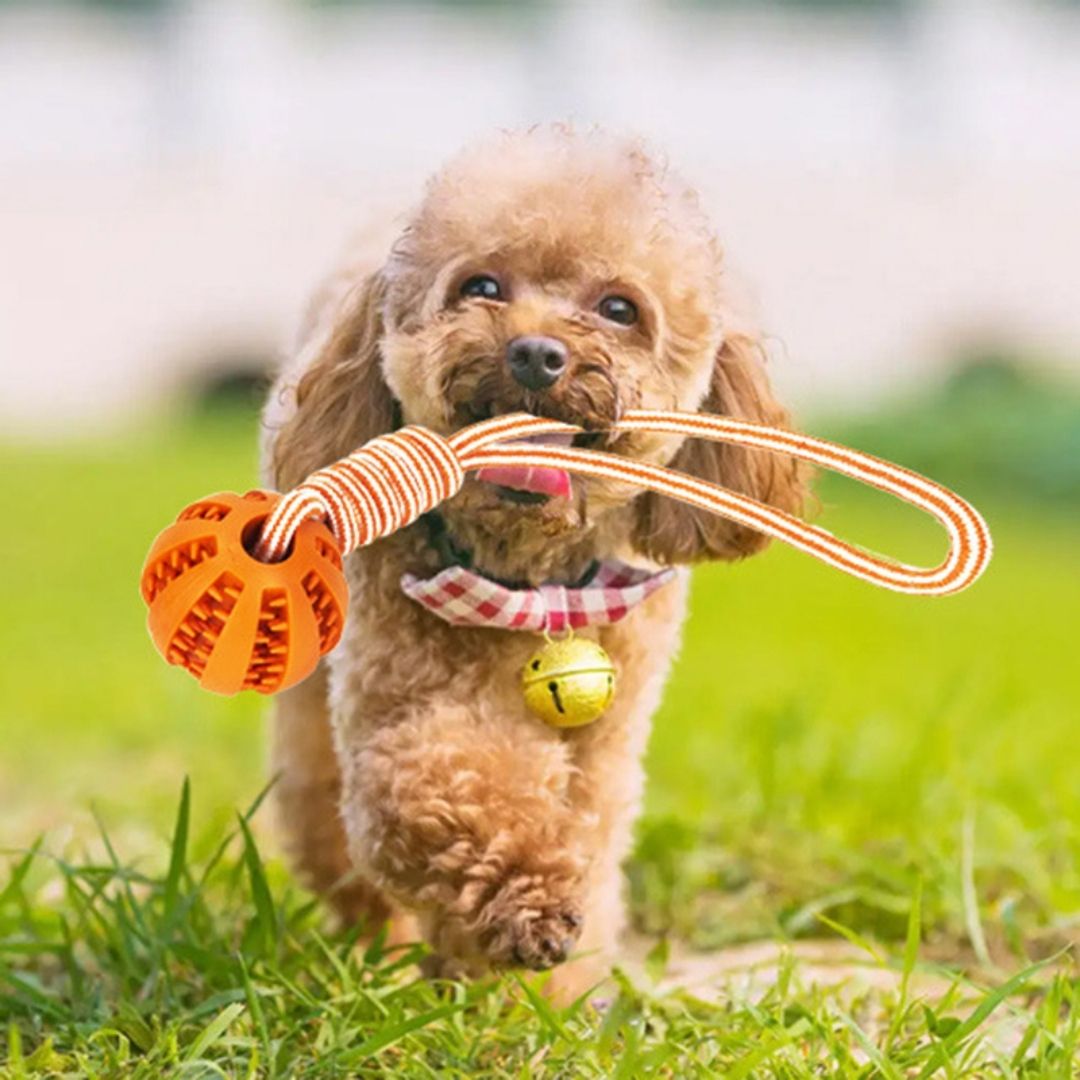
[{"left": 401, "top": 559, "right": 676, "bottom": 633}]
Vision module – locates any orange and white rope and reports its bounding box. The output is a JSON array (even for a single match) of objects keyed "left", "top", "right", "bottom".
[{"left": 254, "top": 411, "right": 991, "bottom": 596}]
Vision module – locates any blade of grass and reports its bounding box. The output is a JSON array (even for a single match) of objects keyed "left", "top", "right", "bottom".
[
  {"left": 163, "top": 777, "right": 191, "bottom": 929},
  {"left": 885, "top": 875, "right": 924, "bottom": 1052},
  {"left": 195, "top": 779, "right": 276, "bottom": 893},
  {"left": 184, "top": 1001, "right": 246, "bottom": 1062},
  {"left": 961, "top": 809, "right": 992, "bottom": 970},
  {"left": 337, "top": 1003, "right": 463, "bottom": 1064},
  {"left": 815, "top": 911, "right": 887, "bottom": 965},
  {"left": 0, "top": 964, "right": 69, "bottom": 1022},
  {"left": 5, "top": 1021, "right": 23, "bottom": 1073},
  {"left": 239, "top": 956, "right": 274, "bottom": 1077},
  {"left": 901, "top": 875, "right": 923, "bottom": 1005},
  {"left": 236, "top": 813, "right": 277, "bottom": 960},
  {"left": 90, "top": 806, "right": 153, "bottom": 945},
  {"left": 0, "top": 838, "right": 44, "bottom": 911}
]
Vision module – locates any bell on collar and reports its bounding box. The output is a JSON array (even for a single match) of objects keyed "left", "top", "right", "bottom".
[{"left": 521, "top": 635, "right": 616, "bottom": 728}]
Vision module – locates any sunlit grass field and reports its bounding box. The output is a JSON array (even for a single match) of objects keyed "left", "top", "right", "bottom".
[{"left": 1, "top": 402, "right": 1078, "bottom": 1075}]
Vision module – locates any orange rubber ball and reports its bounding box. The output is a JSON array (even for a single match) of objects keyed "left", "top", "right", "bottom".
[{"left": 140, "top": 490, "right": 348, "bottom": 696}]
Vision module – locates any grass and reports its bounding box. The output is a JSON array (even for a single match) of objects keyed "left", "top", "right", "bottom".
[{"left": 1, "top": 403, "right": 1078, "bottom": 1076}]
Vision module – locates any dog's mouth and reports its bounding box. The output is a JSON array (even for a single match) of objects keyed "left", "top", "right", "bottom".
[
  {"left": 475, "top": 432, "right": 576, "bottom": 504},
  {"left": 472, "top": 430, "right": 611, "bottom": 504},
  {"left": 462, "top": 397, "right": 616, "bottom": 506}
]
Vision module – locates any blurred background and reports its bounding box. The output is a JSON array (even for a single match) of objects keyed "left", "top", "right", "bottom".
[
  {"left": 3, "top": 0, "right": 1080, "bottom": 432},
  {"left": 1, "top": 0, "right": 1078, "bottom": 963}
]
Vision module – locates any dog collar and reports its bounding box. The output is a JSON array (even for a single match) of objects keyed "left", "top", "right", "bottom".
[{"left": 400, "top": 559, "right": 676, "bottom": 632}]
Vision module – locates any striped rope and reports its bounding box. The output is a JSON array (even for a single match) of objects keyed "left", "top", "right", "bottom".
[{"left": 254, "top": 411, "right": 991, "bottom": 596}]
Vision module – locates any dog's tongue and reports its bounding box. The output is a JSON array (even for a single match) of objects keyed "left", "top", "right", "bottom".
[
  {"left": 475, "top": 432, "right": 574, "bottom": 499},
  {"left": 475, "top": 465, "right": 572, "bottom": 500}
]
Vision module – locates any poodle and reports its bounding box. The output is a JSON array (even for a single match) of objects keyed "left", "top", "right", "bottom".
[{"left": 262, "top": 127, "right": 804, "bottom": 1000}]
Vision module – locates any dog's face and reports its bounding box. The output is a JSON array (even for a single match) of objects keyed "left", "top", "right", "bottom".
[
  {"left": 378, "top": 134, "right": 730, "bottom": 578},
  {"left": 380, "top": 138, "right": 721, "bottom": 438},
  {"left": 274, "top": 130, "right": 803, "bottom": 583}
]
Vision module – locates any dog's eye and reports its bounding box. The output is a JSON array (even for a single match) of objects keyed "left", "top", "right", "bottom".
[
  {"left": 460, "top": 275, "right": 504, "bottom": 302},
  {"left": 597, "top": 295, "right": 638, "bottom": 326}
]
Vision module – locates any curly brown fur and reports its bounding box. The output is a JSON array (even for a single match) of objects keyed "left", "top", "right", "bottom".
[{"left": 262, "top": 127, "right": 806, "bottom": 1000}]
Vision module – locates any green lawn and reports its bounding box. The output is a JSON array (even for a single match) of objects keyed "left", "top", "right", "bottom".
[{"left": 1, "top": 407, "right": 1078, "bottom": 1076}]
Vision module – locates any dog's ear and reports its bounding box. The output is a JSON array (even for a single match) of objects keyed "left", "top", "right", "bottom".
[
  {"left": 632, "top": 328, "right": 806, "bottom": 564},
  {"left": 268, "top": 272, "right": 396, "bottom": 490}
]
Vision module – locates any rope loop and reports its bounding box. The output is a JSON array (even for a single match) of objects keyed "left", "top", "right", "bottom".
[{"left": 254, "top": 410, "right": 992, "bottom": 597}]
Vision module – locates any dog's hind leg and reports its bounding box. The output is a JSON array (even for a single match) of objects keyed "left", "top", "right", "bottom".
[{"left": 271, "top": 662, "right": 401, "bottom": 935}]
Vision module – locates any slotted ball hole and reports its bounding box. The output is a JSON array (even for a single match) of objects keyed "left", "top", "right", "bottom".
[{"left": 241, "top": 514, "right": 295, "bottom": 564}]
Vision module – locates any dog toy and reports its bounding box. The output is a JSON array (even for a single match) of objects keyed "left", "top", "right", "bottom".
[
  {"left": 141, "top": 490, "right": 347, "bottom": 695},
  {"left": 141, "top": 411, "right": 991, "bottom": 719}
]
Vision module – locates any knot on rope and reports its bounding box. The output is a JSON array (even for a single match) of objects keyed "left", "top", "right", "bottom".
[{"left": 255, "top": 426, "right": 465, "bottom": 563}]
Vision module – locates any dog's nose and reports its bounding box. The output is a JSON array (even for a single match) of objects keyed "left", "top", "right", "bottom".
[{"left": 506, "top": 336, "right": 568, "bottom": 391}]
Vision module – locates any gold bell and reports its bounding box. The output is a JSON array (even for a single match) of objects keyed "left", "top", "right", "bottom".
[{"left": 521, "top": 635, "right": 616, "bottom": 728}]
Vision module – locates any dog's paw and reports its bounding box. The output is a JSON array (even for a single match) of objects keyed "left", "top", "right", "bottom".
[{"left": 486, "top": 902, "right": 584, "bottom": 971}]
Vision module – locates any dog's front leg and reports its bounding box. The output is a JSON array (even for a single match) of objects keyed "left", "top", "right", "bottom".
[{"left": 336, "top": 702, "right": 588, "bottom": 975}]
